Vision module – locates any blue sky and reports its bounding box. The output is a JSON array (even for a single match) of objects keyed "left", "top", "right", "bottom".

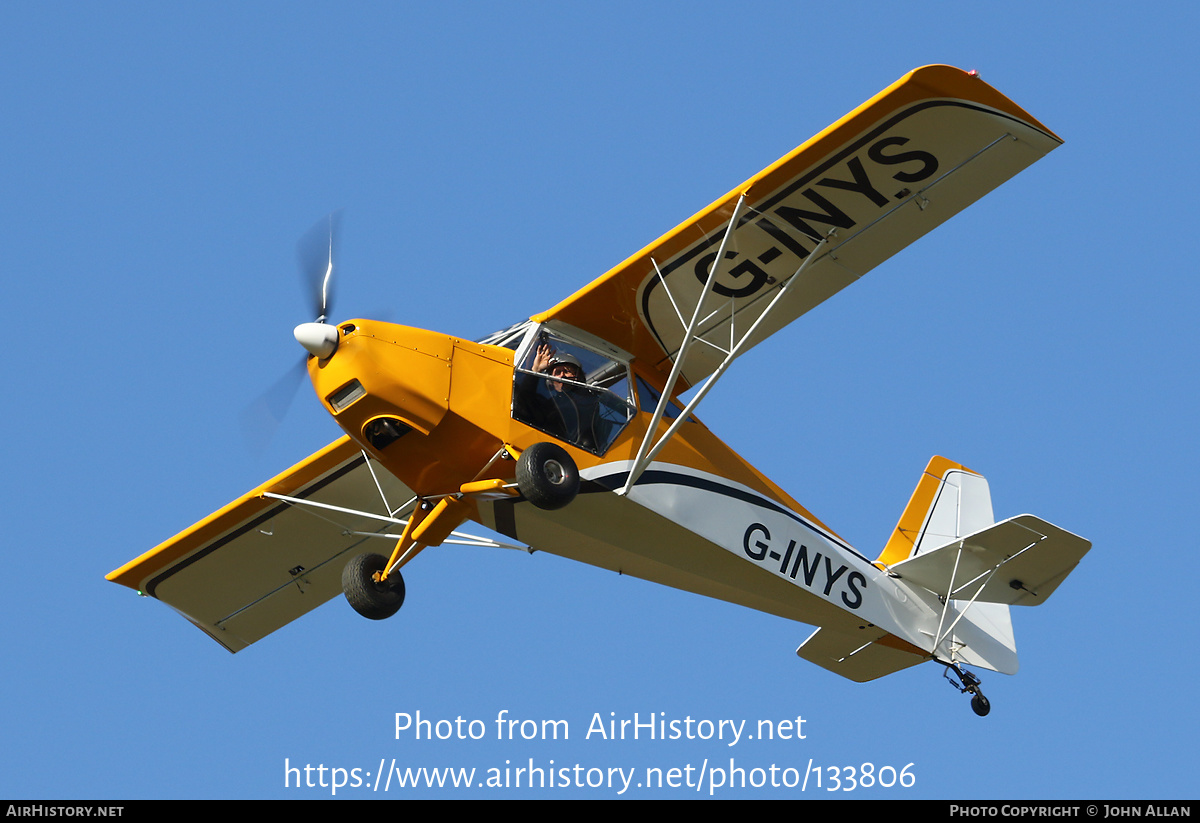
[{"left": 3, "top": 2, "right": 1197, "bottom": 799}]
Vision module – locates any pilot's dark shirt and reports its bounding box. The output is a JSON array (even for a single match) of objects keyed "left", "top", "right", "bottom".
[{"left": 514, "top": 372, "right": 610, "bottom": 453}]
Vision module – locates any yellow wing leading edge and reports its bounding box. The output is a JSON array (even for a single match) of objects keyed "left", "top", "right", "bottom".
[
  {"left": 107, "top": 437, "right": 413, "bottom": 652},
  {"left": 535, "top": 65, "right": 1062, "bottom": 388}
]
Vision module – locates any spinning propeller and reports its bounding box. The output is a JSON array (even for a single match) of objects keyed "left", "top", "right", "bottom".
[
  {"left": 294, "top": 211, "right": 342, "bottom": 359},
  {"left": 241, "top": 212, "right": 344, "bottom": 450}
]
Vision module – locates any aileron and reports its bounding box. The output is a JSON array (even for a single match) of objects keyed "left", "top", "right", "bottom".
[{"left": 108, "top": 437, "right": 413, "bottom": 652}]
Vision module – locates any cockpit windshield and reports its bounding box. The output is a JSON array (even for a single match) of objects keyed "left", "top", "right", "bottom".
[{"left": 511, "top": 328, "right": 634, "bottom": 455}]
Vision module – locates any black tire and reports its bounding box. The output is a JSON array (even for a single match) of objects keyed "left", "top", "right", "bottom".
[
  {"left": 970, "top": 694, "right": 991, "bottom": 717},
  {"left": 516, "top": 442, "right": 580, "bottom": 510},
  {"left": 342, "top": 553, "right": 405, "bottom": 620}
]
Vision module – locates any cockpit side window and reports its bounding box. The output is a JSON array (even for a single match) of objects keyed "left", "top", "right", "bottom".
[
  {"left": 635, "top": 376, "right": 696, "bottom": 423},
  {"left": 511, "top": 331, "right": 634, "bottom": 455}
]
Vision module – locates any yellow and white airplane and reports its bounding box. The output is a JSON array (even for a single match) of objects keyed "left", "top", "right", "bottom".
[{"left": 108, "top": 65, "right": 1089, "bottom": 716}]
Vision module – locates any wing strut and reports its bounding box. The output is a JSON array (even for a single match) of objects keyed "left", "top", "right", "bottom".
[
  {"left": 619, "top": 217, "right": 835, "bottom": 495},
  {"left": 622, "top": 193, "right": 746, "bottom": 493},
  {"left": 359, "top": 448, "right": 411, "bottom": 516},
  {"left": 926, "top": 533, "right": 1040, "bottom": 659},
  {"left": 259, "top": 492, "right": 525, "bottom": 550}
]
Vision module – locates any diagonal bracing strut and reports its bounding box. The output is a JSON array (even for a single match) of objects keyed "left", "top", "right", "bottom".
[{"left": 619, "top": 216, "right": 835, "bottom": 495}]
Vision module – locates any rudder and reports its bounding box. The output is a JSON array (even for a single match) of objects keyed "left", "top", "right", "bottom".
[
  {"left": 876, "top": 456, "right": 995, "bottom": 567},
  {"left": 877, "top": 456, "right": 1017, "bottom": 673}
]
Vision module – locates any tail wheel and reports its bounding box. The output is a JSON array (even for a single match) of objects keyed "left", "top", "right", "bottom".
[
  {"left": 941, "top": 660, "right": 992, "bottom": 718},
  {"left": 516, "top": 442, "right": 580, "bottom": 510},
  {"left": 342, "top": 553, "right": 405, "bottom": 620}
]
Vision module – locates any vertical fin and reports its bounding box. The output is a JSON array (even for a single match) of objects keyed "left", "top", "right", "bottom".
[
  {"left": 876, "top": 456, "right": 994, "bottom": 567},
  {"left": 877, "top": 456, "right": 1016, "bottom": 672}
]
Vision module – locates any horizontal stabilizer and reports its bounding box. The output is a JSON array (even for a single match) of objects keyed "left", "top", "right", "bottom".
[
  {"left": 796, "top": 627, "right": 927, "bottom": 682},
  {"left": 891, "top": 515, "right": 1091, "bottom": 606}
]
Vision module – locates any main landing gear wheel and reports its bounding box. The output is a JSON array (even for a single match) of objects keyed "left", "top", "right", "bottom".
[
  {"left": 342, "top": 552, "right": 406, "bottom": 620},
  {"left": 971, "top": 694, "right": 991, "bottom": 717},
  {"left": 516, "top": 442, "right": 580, "bottom": 510}
]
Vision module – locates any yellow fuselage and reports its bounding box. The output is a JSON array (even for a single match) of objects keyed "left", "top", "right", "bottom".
[
  {"left": 303, "top": 319, "right": 875, "bottom": 635},
  {"left": 308, "top": 319, "right": 828, "bottom": 529}
]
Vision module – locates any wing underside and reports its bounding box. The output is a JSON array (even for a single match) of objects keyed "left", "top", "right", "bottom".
[
  {"left": 107, "top": 437, "right": 414, "bottom": 652},
  {"left": 535, "top": 65, "right": 1062, "bottom": 387}
]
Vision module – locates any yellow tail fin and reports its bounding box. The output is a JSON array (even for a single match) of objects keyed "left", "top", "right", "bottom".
[{"left": 876, "top": 456, "right": 994, "bottom": 568}]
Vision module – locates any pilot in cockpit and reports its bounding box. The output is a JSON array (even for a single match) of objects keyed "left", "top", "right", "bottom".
[
  {"left": 531, "top": 343, "right": 582, "bottom": 391},
  {"left": 514, "top": 342, "right": 609, "bottom": 452}
]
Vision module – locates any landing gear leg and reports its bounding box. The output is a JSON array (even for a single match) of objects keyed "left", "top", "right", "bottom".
[{"left": 942, "top": 661, "right": 990, "bottom": 717}]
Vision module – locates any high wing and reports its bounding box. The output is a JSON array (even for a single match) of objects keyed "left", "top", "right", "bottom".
[
  {"left": 533, "top": 65, "right": 1062, "bottom": 388},
  {"left": 108, "top": 437, "right": 415, "bottom": 652}
]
